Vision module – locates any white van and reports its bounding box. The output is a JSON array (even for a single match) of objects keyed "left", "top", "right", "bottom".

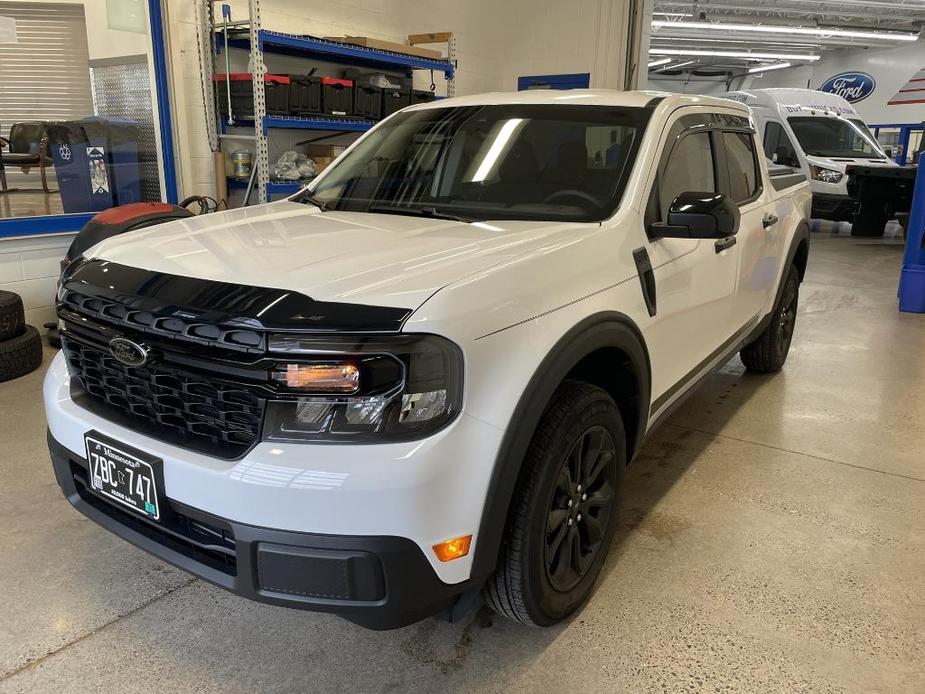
[{"left": 724, "top": 88, "right": 896, "bottom": 221}]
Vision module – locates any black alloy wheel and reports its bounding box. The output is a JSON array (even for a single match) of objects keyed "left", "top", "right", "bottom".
[{"left": 544, "top": 425, "right": 617, "bottom": 593}]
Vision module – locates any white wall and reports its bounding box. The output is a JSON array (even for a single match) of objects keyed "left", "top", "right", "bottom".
[
  {"left": 164, "top": 0, "right": 642, "bottom": 199},
  {"left": 738, "top": 39, "right": 925, "bottom": 125},
  {"left": 0, "top": 235, "right": 72, "bottom": 328}
]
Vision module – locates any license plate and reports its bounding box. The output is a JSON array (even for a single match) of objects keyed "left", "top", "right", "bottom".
[{"left": 84, "top": 434, "right": 162, "bottom": 520}]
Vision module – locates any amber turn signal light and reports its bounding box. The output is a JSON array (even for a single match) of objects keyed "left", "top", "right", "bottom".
[
  {"left": 432, "top": 534, "right": 472, "bottom": 562},
  {"left": 272, "top": 362, "right": 360, "bottom": 393}
]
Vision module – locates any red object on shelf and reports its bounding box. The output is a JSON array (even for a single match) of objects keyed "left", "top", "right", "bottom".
[
  {"left": 213, "top": 73, "right": 290, "bottom": 84},
  {"left": 320, "top": 77, "right": 353, "bottom": 87}
]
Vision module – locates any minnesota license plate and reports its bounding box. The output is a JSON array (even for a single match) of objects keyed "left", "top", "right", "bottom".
[{"left": 84, "top": 434, "right": 161, "bottom": 520}]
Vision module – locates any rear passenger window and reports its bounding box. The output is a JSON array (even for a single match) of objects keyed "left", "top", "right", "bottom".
[
  {"left": 722, "top": 131, "right": 759, "bottom": 203},
  {"left": 655, "top": 132, "right": 715, "bottom": 220}
]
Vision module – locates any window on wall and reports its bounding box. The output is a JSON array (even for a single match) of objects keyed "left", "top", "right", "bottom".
[{"left": 0, "top": 0, "right": 165, "bottom": 222}]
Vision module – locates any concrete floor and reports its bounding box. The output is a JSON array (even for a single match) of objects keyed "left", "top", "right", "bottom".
[{"left": 1, "top": 234, "right": 923, "bottom": 693}]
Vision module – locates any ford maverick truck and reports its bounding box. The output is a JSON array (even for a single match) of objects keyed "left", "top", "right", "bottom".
[{"left": 45, "top": 90, "right": 811, "bottom": 629}]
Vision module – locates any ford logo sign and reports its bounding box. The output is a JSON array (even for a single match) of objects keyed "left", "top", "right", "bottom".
[
  {"left": 108, "top": 337, "right": 151, "bottom": 367},
  {"left": 819, "top": 72, "right": 876, "bottom": 103}
]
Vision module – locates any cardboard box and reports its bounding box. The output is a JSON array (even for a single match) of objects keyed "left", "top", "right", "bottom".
[
  {"left": 312, "top": 156, "right": 335, "bottom": 173},
  {"left": 323, "top": 35, "right": 442, "bottom": 60},
  {"left": 407, "top": 32, "right": 453, "bottom": 45},
  {"left": 307, "top": 144, "right": 345, "bottom": 158}
]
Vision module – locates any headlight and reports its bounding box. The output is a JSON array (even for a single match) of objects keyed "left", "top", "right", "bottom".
[
  {"left": 261, "top": 334, "right": 463, "bottom": 443},
  {"left": 810, "top": 165, "right": 844, "bottom": 184}
]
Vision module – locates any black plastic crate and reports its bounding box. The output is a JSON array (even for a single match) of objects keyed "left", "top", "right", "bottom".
[
  {"left": 410, "top": 89, "right": 437, "bottom": 107},
  {"left": 321, "top": 78, "right": 353, "bottom": 117},
  {"left": 288, "top": 74, "right": 322, "bottom": 116},
  {"left": 353, "top": 84, "right": 383, "bottom": 120},
  {"left": 214, "top": 73, "right": 290, "bottom": 119},
  {"left": 382, "top": 85, "right": 411, "bottom": 117}
]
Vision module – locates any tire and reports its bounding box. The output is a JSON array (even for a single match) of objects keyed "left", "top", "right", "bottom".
[
  {"left": 0, "top": 325, "right": 43, "bottom": 382},
  {"left": 483, "top": 380, "right": 626, "bottom": 626},
  {"left": 740, "top": 264, "right": 800, "bottom": 373},
  {"left": 0, "top": 290, "right": 25, "bottom": 342}
]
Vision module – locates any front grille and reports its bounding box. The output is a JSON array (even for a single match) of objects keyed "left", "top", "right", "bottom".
[
  {"left": 71, "top": 463, "right": 238, "bottom": 576},
  {"left": 63, "top": 337, "right": 265, "bottom": 457},
  {"left": 62, "top": 289, "right": 266, "bottom": 354}
]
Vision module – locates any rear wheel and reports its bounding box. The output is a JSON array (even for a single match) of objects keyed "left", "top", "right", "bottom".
[
  {"left": 740, "top": 264, "right": 800, "bottom": 373},
  {"left": 483, "top": 381, "right": 625, "bottom": 626}
]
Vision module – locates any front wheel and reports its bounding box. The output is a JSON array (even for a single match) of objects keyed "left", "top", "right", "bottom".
[
  {"left": 483, "top": 381, "right": 626, "bottom": 626},
  {"left": 740, "top": 264, "right": 800, "bottom": 373}
]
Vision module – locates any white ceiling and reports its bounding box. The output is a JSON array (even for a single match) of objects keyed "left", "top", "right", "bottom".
[{"left": 648, "top": 0, "right": 925, "bottom": 76}]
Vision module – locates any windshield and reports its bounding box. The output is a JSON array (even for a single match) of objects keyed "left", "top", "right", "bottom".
[
  {"left": 787, "top": 116, "right": 885, "bottom": 159},
  {"left": 298, "top": 104, "right": 650, "bottom": 222}
]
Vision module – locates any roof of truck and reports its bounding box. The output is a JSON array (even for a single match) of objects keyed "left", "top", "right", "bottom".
[{"left": 406, "top": 89, "right": 750, "bottom": 113}]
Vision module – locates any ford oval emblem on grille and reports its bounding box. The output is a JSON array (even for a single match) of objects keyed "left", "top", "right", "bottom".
[{"left": 108, "top": 337, "right": 150, "bottom": 367}]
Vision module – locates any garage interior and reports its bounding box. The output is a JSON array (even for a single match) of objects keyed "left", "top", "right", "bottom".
[{"left": 1, "top": 0, "right": 924, "bottom": 692}]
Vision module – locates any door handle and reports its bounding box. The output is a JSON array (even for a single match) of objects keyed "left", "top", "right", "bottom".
[
  {"left": 714, "top": 236, "right": 737, "bottom": 253},
  {"left": 762, "top": 214, "right": 779, "bottom": 229}
]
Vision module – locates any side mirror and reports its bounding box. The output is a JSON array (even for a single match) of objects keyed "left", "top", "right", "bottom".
[{"left": 650, "top": 191, "right": 740, "bottom": 239}]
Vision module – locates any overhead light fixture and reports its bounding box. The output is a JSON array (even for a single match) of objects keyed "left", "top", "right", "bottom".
[
  {"left": 652, "top": 20, "right": 919, "bottom": 43},
  {"left": 650, "top": 48, "right": 820, "bottom": 62},
  {"left": 648, "top": 57, "right": 672, "bottom": 67},
  {"left": 748, "top": 61, "right": 792, "bottom": 74},
  {"left": 654, "top": 12, "right": 693, "bottom": 17}
]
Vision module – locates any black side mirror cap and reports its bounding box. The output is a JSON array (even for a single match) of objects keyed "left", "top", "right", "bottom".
[{"left": 650, "top": 191, "right": 740, "bottom": 239}]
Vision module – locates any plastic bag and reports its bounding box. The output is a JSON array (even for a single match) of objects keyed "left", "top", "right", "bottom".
[{"left": 272, "top": 151, "right": 317, "bottom": 180}]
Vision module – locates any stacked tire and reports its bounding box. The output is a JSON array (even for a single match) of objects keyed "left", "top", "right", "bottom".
[{"left": 0, "top": 291, "right": 43, "bottom": 382}]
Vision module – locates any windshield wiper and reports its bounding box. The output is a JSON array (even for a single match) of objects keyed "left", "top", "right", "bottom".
[
  {"left": 367, "top": 204, "right": 474, "bottom": 223},
  {"left": 298, "top": 194, "right": 327, "bottom": 212}
]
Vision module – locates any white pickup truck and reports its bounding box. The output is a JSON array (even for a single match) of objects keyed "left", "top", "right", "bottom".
[{"left": 45, "top": 90, "right": 811, "bottom": 629}]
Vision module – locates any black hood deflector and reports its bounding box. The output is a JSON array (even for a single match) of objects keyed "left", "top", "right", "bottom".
[{"left": 62, "top": 258, "right": 412, "bottom": 333}]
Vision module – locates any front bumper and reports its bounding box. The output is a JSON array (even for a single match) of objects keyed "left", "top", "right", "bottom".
[
  {"left": 48, "top": 432, "right": 479, "bottom": 629},
  {"left": 44, "top": 350, "right": 506, "bottom": 628},
  {"left": 811, "top": 193, "right": 857, "bottom": 222}
]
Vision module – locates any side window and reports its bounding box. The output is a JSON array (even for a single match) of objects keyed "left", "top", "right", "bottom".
[
  {"left": 652, "top": 131, "right": 715, "bottom": 221},
  {"left": 763, "top": 122, "right": 797, "bottom": 167},
  {"left": 722, "top": 131, "right": 759, "bottom": 203}
]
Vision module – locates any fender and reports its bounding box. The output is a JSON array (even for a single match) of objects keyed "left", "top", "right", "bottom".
[
  {"left": 747, "top": 219, "right": 810, "bottom": 343},
  {"left": 469, "top": 311, "right": 651, "bottom": 578}
]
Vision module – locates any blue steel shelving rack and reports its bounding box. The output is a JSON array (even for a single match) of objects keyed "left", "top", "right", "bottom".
[{"left": 211, "top": 11, "right": 456, "bottom": 203}]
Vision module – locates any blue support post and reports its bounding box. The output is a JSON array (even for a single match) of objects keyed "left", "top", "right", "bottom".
[
  {"left": 148, "top": 0, "right": 179, "bottom": 204},
  {"left": 898, "top": 162, "right": 925, "bottom": 313}
]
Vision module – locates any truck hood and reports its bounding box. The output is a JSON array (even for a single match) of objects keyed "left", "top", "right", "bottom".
[{"left": 85, "top": 201, "right": 587, "bottom": 310}]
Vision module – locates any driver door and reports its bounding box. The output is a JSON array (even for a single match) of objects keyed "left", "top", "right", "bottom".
[{"left": 641, "top": 113, "right": 740, "bottom": 419}]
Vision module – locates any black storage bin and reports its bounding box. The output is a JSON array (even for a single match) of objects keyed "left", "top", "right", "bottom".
[
  {"left": 321, "top": 78, "right": 353, "bottom": 117},
  {"left": 410, "top": 89, "right": 437, "bottom": 107},
  {"left": 289, "top": 74, "right": 322, "bottom": 116},
  {"left": 382, "top": 86, "right": 411, "bottom": 117},
  {"left": 353, "top": 84, "right": 383, "bottom": 120},
  {"left": 214, "top": 73, "right": 290, "bottom": 119}
]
